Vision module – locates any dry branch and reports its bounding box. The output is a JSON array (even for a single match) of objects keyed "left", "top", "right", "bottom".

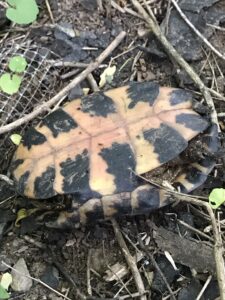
[{"left": 0, "top": 31, "right": 126, "bottom": 135}]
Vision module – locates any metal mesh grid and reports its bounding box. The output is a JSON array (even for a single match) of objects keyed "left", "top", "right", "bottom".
[
  {"left": 0, "top": 43, "right": 60, "bottom": 171},
  {"left": 0, "top": 43, "right": 59, "bottom": 127}
]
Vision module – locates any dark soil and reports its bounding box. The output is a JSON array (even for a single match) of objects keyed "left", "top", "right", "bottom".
[{"left": 0, "top": 0, "right": 225, "bottom": 299}]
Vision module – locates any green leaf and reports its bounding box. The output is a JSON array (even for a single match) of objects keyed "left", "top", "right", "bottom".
[
  {"left": 0, "top": 273, "right": 12, "bottom": 291},
  {"left": 0, "top": 284, "right": 9, "bottom": 300},
  {"left": 6, "top": 0, "right": 39, "bottom": 25},
  {"left": 10, "top": 134, "right": 22, "bottom": 145},
  {"left": 0, "top": 73, "right": 22, "bottom": 95},
  {"left": 9, "top": 56, "right": 27, "bottom": 73},
  {"left": 209, "top": 188, "right": 225, "bottom": 209}
]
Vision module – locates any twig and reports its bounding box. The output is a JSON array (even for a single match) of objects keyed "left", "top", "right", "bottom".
[
  {"left": 87, "top": 74, "right": 100, "bottom": 92},
  {"left": 111, "top": 218, "right": 147, "bottom": 300},
  {"left": 207, "top": 23, "right": 225, "bottom": 32},
  {"left": 87, "top": 249, "right": 92, "bottom": 296},
  {"left": 45, "top": 0, "right": 55, "bottom": 23},
  {"left": 0, "top": 31, "right": 126, "bottom": 135},
  {"left": 61, "top": 69, "right": 80, "bottom": 80},
  {"left": 171, "top": 0, "right": 225, "bottom": 63},
  {"left": 138, "top": 237, "right": 176, "bottom": 300},
  {"left": 131, "top": 0, "right": 220, "bottom": 132},
  {"left": 177, "top": 219, "right": 214, "bottom": 242},
  {"left": 53, "top": 61, "right": 107, "bottom": 68},
  {"left": 196, "top": 275, "right": 212, "bottom": 300}
]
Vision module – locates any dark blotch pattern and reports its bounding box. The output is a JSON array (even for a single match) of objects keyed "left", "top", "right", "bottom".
[
  {"left": 170, "top": 89, "right": 193, "bottom": 105},
  {"left": 81, "top": 92, "right": 116, "bottom": 117},
  {"left": 10, "top": 159, "right": 24, "bottom": 173},
  {"left": 176, "top": 113, "right": 208, "bottom": 132},
  {"left": 133, "top": 187, "right": 160, "bottom": 214},
  {"left": 174, "top": 158, "right": 216, "bottom": 193},
  {"left": 34, "top": 166, "right": 56, "bottom": 198},
  {"left": 83, "top": 201, "right": 104, "bottom": 223},
  {"left": 99, "top": 143, "right": 137, "bottom": 193},
  {"left": 109, "top": 194, "right": 132, "bottom": 217},
  {"left": 201, "top": 124, "right": 218, "bottom": 153},
  {"left": 60, "top": 149, "right": 94, "bottom": 199},
  {"left": 22, "top": 128, "right": 47, "bottom": 150},
  {"left": 143, "top": 124, "right": 188, "bottom": 163},
  {"left": 16, "top": 171, "right": 30, "bottom": 196},
  {"left": 40, "top": 109, "right": 78, "bottom": 138},
  {"left": 127, "top": 81, "right": 159, "bottom": 109}
]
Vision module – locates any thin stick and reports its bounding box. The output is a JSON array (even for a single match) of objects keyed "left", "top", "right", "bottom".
[
  {"left": 171, "top": 0, "right": 225, "bottom": 62},
  {"left": 196, "top": 275, "right": 212, "bottom": 300},
  {"left": 138, "top": 238, "right": 176, "bottom": 300},
  {"left": 87, "top": 74, "right": 100, "bottom": 92},
  {"left": 45, "top": 0, "right": 55, "bottom": 23},
  {"left": 177, "top": 219, "right": 214, "bottom": 242},
  {"left": 0, "top": 31, "right": 126, "bottom": 135},
  {"left": 111, "top": 218, "right": 147, "bottom": 300},
  {"left": 131, "top": 0, "right": 220, "bottom": 132},
  {"left": 87, "top": 249, "right": 92, "bottom": 296}
]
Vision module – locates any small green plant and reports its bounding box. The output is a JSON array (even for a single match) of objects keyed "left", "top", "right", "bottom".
[
  {"left": 0, "top": 284, "right": 9, "bottom": 300},
  {"left": 0, "top": 56, "right": 27, "bottom": 95},
  {"left": 0, "top": 74, "right": 21, "bottom": 95},
  {"left": 9, "top": 56, "right": 27, "bottom": 73},
  {"left": 209, "top": 188, "right": 225, "bottom": 209},
  {"left": 6, "top": 0, "right": 39, "bottom": 25},
  {"left": 10, "top": 133, "right": 22, "bottom": 145}
]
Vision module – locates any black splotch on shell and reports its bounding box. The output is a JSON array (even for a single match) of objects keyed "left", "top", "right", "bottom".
[
  {"left": 99, "top": 143, "right": 137, "bottom": 193},
  {"left": 16, "top": 171, "right": 30, "bottom": 196},
  {"left": 81, "top": 92, "right": 116, "bottom": 117},
  {"left": 60, "top": 149, "right": 93, "bottom": 198},
  {"left": 22, "top": 128, "right": 47, "bottom": 150},
  {"left": 143, "top": 124, "right": 187, "bottom": 163},
  {"left": 127, "top": 81, "right": 159, "bottom": 109},
  {"left": 169, "top": 89, "right": 193, "bottom": 105},
  {"left": 40, "top": 109, "right": 78, "bottom": 138},
  {"left": 176, "top": 113, "right": 208, "bottom": 132},
  {"left": 34, "top": 166, "right": 56, "bottom": 198}
]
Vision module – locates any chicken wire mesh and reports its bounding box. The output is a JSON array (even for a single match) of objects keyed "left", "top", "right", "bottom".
[{"left": 0, "top": 43, "right": 60, "bottom": 171}]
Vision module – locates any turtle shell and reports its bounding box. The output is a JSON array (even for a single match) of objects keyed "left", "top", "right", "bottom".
[{"left": 11, "top": 82, "right": 208, "bottom": 199}]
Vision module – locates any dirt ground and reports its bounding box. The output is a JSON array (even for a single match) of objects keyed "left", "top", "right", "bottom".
[{"left": 0, "top": 0, "right": 225, "bottom": 299}]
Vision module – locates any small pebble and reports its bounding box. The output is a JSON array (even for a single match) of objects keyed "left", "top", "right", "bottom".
[{"left": 11, "top": 258, "right": 32, "bottom": 292}]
